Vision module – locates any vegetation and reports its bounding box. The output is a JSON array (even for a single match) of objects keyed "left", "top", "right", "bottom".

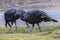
[{"left": 0, "top": 24, "right": 60, "bottom": 40}]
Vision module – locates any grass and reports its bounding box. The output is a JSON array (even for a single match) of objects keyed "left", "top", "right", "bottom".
[{"left": 0, "top": 24, "right": 60, "bottom": 40}]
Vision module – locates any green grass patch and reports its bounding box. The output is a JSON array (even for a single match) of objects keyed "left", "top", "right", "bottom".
[{"left": 0, "top": 24, "right": 60, "bottom": 40}]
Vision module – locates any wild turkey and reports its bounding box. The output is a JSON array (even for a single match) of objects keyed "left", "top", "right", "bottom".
[
  {"left": 4, "top": 8, "right": 25, "bottom": 31},
  {"left": 20, "top": 9, "right": 58, "bottom": 32}
]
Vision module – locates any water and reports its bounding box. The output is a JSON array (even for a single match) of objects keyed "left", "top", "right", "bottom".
[{"left": 0, "top": 9, "right": 60, "bottom": 26}]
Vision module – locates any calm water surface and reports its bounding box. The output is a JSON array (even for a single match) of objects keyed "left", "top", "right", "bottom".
[{"left": 0, "top": 9, "right": 60, "bottom": 26}]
